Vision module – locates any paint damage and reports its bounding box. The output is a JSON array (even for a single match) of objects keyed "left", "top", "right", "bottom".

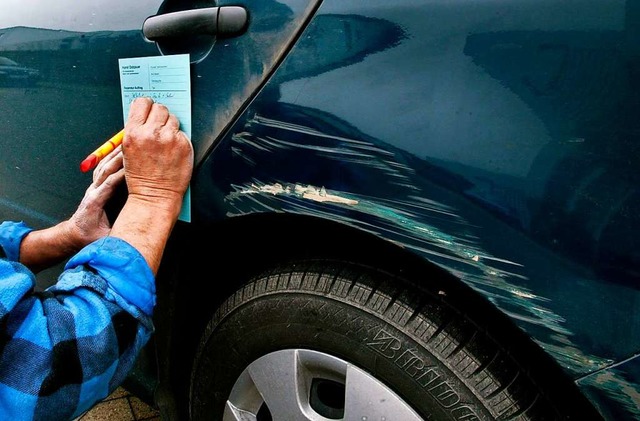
[
  {"left": 225, "top": 112, "right": 617, "bottom": 377},
  {"left": 239, "top": 183, "right": 359, "bottom": 205},
  {"left": 576, "top": 355, "right": 640, "bottom": 420},
  {"left": 231, "top": 179, "right": 612, "bottom": 372}
]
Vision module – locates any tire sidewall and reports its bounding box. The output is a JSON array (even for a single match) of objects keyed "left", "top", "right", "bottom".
[{"left": 190, "top": 290, "right": 490, "bottom": 420}]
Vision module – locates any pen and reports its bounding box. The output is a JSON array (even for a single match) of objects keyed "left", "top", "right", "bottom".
[{"left": 80, "top": 128, "right": 125, "bottom": 173}]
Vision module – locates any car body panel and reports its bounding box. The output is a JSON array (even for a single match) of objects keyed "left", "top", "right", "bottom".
[
  {"left": 577, "top": 353, "right": 640, "bottom": 420},
  {"left": 1, "top": 0, "right": 639, "bottom": 419},
  {"left": 192, "top": 0, "right": 640, "bottom": 418},
  {"left": 0, "top": 1, "right": 162, "bottom": 226},
  {"left": 0, "top": 0, "right": 318, "bottom": 228}
]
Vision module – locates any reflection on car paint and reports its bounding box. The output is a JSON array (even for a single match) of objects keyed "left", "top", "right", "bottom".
[{"left": 0, "top": 56, "right": 39, "bottom": 86}]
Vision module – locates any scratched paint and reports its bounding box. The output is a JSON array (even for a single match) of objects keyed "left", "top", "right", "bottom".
[
  {"left": 189, "top": 2, "right": 640, "bottom": 419},
  {"left": 226, "top": 132, "right": 614, "bottom": 378},
  {"left": 231, "top": 178, "right": 614, "bottom": 375},
  {"left": 239, "top": 183, "right": 359, "bottom": 205},
  {"left": 576, "top": 354, "right": 640, "bottom": 420},
  {"left": 224, "top": 110, "right": 620, "bottom": 375}
]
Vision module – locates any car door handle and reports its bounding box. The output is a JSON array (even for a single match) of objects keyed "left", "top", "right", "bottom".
[{"left": 143, "top": 6, "right": 248, "bottom": 41}]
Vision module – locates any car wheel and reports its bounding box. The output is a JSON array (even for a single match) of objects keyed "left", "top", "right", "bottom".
[{"left": 189, "top": 260, "right": 561, "bottom": 420}]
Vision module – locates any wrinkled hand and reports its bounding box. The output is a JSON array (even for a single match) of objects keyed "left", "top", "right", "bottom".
[
  {"left": 123, "top": 97, "right": 193, "bottom": 212},
  {"left": 107, "top": 97, "right": 193, "bottom": 273},
  {"left": 18, "top": 145, "right": 126, "bottom": 272},
  {"left": 66, "top": 147, "right": 125, "bottom": 249}
]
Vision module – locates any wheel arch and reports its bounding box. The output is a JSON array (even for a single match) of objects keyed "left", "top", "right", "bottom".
[{"left": 155, "top": 211, "right": 600, "bottom": 419}]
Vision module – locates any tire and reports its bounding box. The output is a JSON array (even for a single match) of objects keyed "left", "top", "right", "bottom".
[{"left": 189, "top": 260, "right": 564, "bottom": 420}]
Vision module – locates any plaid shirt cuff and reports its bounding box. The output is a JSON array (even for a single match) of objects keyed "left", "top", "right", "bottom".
[
  {"left": 65, "top": 236, "right": 156, "bottom": 316},
  {"left": 0, "top": 221, "right": 34, "bottom": 261}
]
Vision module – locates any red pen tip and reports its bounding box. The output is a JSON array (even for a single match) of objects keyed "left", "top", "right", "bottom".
[{"left": 80, "top": 155, "right": 97, "bottom": 173}]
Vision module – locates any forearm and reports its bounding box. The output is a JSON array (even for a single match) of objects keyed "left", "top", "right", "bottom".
[
  {"left": 109, "top": 194, "right": 182, "bottom": 275},
  {"left": 19, "top": 220, "right": 81, "bottom": 272}
]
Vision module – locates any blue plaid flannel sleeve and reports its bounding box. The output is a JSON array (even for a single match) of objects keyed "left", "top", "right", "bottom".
[{"left": 0, "top": 221, "right": 156, "bottom": 420}]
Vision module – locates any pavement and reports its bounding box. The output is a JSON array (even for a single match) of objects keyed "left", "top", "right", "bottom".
[{"left": 76, "top": 387, "right": 160, "bottom": 421}]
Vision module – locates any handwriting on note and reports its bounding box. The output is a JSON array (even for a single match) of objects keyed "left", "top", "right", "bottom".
[{"left": 126, "top": 92, "right": 176, "bottom": 102}]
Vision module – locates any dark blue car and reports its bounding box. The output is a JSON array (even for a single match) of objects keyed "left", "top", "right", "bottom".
[
  {"left": 0, "top": 56, "right": 39, "bottom": 86},
  {"left": 1, "top": 0, "right": 638, "bottom": 420}
]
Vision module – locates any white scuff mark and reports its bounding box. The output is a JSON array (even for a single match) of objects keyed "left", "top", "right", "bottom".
[
  {"left": 232, "top": 181, "right": 572, "bottom": 355},
  {"left": 478, "top": 255, "right": 525, "bottom": 267},
  {"left": 296, "top": 185, "right": 359, "bottom": 205},
  {"left": 509, "top": 288, "right": 537, "bottom": 299},
  {"left": 241, "top": 182, "right": 288, "bottom": 195},
  {"left": 239, "top": 183, "right": 359, "bottom": 206}
]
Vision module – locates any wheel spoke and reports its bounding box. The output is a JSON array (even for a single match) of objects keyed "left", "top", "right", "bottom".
[
  {"left": 225, "top": 349, "right": 422, "bottom": 421},
  {"left": 343, "top": 364, "right": 422, "bottom": 421},
  {"left": 224, "top": 401, "right": 259, "bottom": 421},
  {"left": 247, "top": 349, "right": 315, "bottom": 420}
]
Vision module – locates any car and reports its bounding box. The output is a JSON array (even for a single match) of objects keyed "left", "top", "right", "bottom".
[
  {"left": 0, "top": 56, "right": 39, "bottom": 86},
  {"left": 1, "top": 0, "right": 638, "bottom": 420},
  {"left": 0, "top": 57, "right": 39, "bottom": 86}
]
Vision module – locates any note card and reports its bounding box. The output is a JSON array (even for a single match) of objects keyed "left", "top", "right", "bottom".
[{"left": 118, "top": 54, "right": 192, "bottom": 222}]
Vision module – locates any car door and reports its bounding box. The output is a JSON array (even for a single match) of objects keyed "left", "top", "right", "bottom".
[{"left": 0, "top": 0, "right": 318, "bottom": 231}]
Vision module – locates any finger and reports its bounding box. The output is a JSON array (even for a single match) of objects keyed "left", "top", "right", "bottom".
[
  {"left": 93, "top": 147, "right": 122, "bottom": 182},
  {"left": 157, "top": 116, "right": 181, "bottom": 141},
  {"left": 91, "top": 168, "right": 125, "bottom": 207},
  {"left": 162, "top": 114, "right": 181, "bottom": 133},
  {"left": 93, "top": 148, "right": 124, "bottom": 185},
  {"left": 158, "top": 127, "right": 191, "bottom": 155},
  {"left": 126, "top": 97, "right": 154, "bottom": 126},
  {"left": 145, "top": 103, "right": 170, "bottom": 126},
  {"left": 96, "top": 144, "right": 122, "bottom": 169},
  {"left": 105, "top": 168, "right": 126, "bottom": 188}
]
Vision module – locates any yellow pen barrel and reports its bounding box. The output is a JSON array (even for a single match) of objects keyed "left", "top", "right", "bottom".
[{"left": 92, "top": 129, "right": 125, "bottom": 159}]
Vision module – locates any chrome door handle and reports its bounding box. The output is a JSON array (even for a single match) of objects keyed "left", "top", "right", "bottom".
[{"left": 143, "top": 6, "right": 248, "bottom": 41}]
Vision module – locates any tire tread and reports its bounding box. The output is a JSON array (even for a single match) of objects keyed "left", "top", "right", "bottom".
[{"left": 192, "top": 260, "right": 584, "bottom": 420}]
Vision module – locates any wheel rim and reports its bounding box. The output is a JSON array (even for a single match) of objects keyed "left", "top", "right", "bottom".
[{"left": 223, "top": 349, "right": 422, "bottom": 421}]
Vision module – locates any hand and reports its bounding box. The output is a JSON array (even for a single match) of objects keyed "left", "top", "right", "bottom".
[
  {"left": 65, "top": 146, "right": 125, "bottom": 249},
  {"left": 109, "top": 97, "right": 193, "bottom": 274},
  {"left": 18, "top": 146, "right": 125, "bottom": 272},
  {"left": 122, "top": 97, "right": 194, "bottom": 214}
]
